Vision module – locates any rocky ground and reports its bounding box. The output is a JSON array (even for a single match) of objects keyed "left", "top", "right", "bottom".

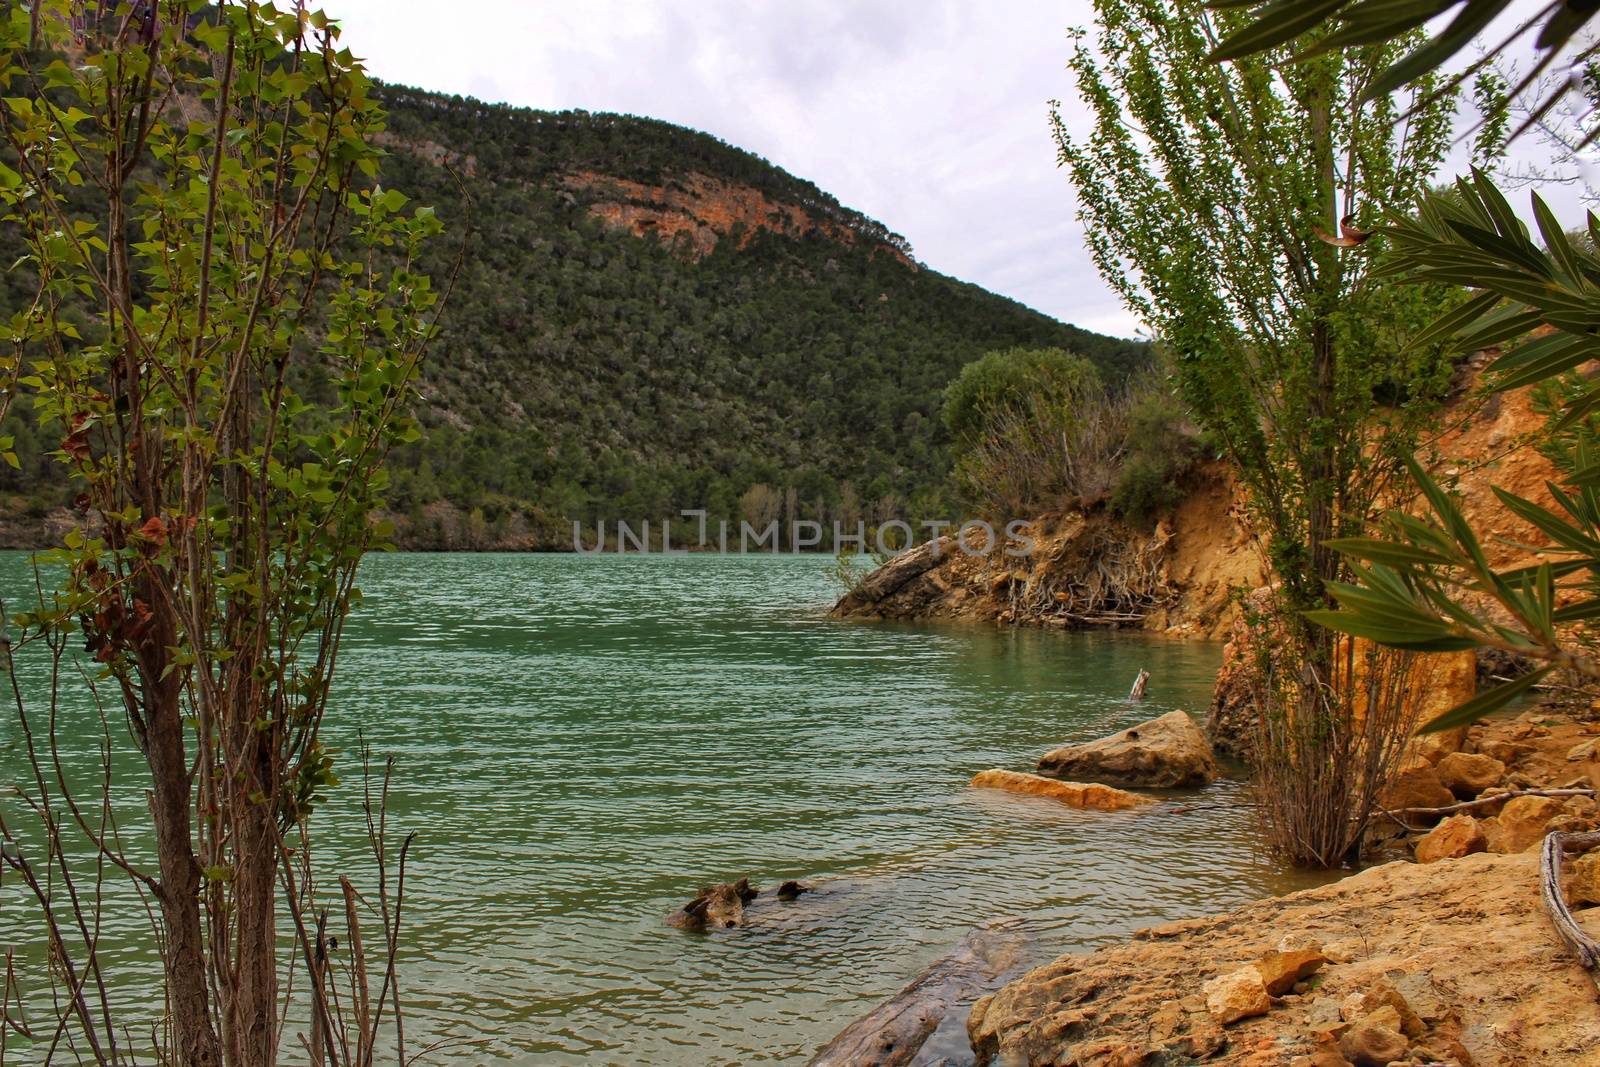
[
  {"left": 969, "top": 849, "right": 1599, "bottom": 1066},
  {"left": 963, "top": 706, "right": 1600, "bottom": 1066}
]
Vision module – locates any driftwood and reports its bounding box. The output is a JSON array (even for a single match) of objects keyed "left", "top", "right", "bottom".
[
  {"left": 805, "top": 923, "right": 1025, "bottom": 1067},
  {"left": 1398, "top": 788, "right": 1597, "bottom": 820},
  {"left": 1128, "top": 669, "right": 1150, "bottom": 701},
  {"left": 1539, "top": 829, "right": 1600, "bottom": 996}
]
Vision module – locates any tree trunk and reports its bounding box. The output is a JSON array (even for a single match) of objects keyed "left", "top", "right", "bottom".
[{"left": 146, "top": 677, "right": 223, "bottom": 1067}]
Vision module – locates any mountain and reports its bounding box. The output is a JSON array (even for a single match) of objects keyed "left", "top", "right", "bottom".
[{"left": 0, "top": 83, "right": 1149, "bottom": 550}]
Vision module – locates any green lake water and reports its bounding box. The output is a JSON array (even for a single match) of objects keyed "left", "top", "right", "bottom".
[{"left": 0, "top": 551, "right": 1330, "bottom": 1065}]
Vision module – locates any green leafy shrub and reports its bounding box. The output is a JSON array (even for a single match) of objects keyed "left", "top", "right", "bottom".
[
  {"left": 1109, "top": 381, "right": 1204, "bottom": 524},
  {"left": 941, "top": 347, "right": 1102, "bottom": 446}
]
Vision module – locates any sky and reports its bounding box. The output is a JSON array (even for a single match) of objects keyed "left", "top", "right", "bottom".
[{"left": 321, "top": 1, "right": 1588, "bottom": 342}]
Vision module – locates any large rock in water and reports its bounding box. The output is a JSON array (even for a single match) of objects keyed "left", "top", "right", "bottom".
[
  {"left": 969, "top": 769, "right": 1151, "bottom": 811},
  {"left": 1037, "top": 711, "right": 1217, "bottom": 788},
  {"left": 829, "top": 535, "right": 956, "bottom": 618}
]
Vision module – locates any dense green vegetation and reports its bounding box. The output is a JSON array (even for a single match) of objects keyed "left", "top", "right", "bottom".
[
  {"left": 368, "top": 90, "right": 1145, "bottom": 545},
  {"left": 8, "top": 83, "right": 1156, "bottom": 548},
  {"left": 942, "top": 346, "right": 1203, "bottom": 527}
]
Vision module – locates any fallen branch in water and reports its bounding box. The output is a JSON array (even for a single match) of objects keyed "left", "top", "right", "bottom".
[
  {"left": 1128, "top": 669, "right": 1150, "bottom": 701},
  {"left": 1397, "top": 788, "right": 1596, "bottom": 820},
  {"left": 1539, "top": 830, "right": 1600, "bottom": 996}
]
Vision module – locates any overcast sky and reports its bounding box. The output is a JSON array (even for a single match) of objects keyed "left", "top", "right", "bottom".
[{"left": 322, "top": 1, "right": 1585, "bottom": 342}]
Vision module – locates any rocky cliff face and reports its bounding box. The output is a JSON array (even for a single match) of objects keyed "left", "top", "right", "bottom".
[
  {"left": 834, "top": 367, "right": 1560, "bottom": 643},
  {"left": 830, "top": 461, "right": 1262, "bottom": 641},
  {"left": 560, "top": 169, "right": 915, "bottom": 265}
]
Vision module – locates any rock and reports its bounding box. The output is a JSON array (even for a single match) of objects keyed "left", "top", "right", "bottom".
[
  {"left": 1476, "top": 738, "right": 1529, "bottom": 765},
  {"left": 1339, "top": 1010, "right": 1409, "bottom": 1067},
  {"left": 1202, "top": 966, "right": 1271, "bottom": 1025},
  {"left": 1295, "top": 1052, "right": 1353, "bottom": 1067},
  {"left": 666, "top": 879, "right": 758, "bottom": 930},
  {"left": 776, "top": 880, "right": 810, "bottom": 901},
  {"left": 811, "top": 924, "right": 1024, "bottom": 1067},
  {"left": 1486, "top": 795, "right": 1564, "bottom": 854},
  {"left": 1414, "top": 813, "right": 1487, "bottom": 863},
  {"left": 1377, "top": 765, "right": 1455, "bottom": 817},
  {"left": 1037, "top": 710, "right": 1217, "bottom": 788},
  {"left": 1407, "top": 726, "right": 1466, "bottom": 767},
  {"left": 969, "top": 768, "right": 1152, "bottom": 811},
  {"left": 1339, "top": 983, "right": 1423, "bottom": 1037},
  {"left": 1435, "top": 751, "right": 1506, "bottom": 798},
  {"left": 967, "top": 852, "right": 1594, "bottom": 1067},
  {"left": 1253, "top": 946, "right": 1328, "bottom": 995},
  {"left": 1205, "top": 585, "right": 1278, "bottom": 762},
  {"left": 1407, "top": 649, "right": 1479, "bottom": 733},
  {"left": 1564, "top": 795, "right": 1599, "bottom": 818},
  {"left": 1568, "top": 738, "right": 1598, "bottom": 762},
  {"left": 1568, "top": 848, "right": 1600, "bottom": 907}
]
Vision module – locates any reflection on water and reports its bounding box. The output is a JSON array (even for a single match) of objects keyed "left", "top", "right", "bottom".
[{"left": 0, "top": 551, "right": 1331, "bottom": 1065}]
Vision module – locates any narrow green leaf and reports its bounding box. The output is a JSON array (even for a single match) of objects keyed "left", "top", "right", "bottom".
[
  {"left": 1208, "top": 0, "right": 1349, "bottom": 61},
  {"left": 1419, "top": 664, "right": 1554, "bottom": 734}
]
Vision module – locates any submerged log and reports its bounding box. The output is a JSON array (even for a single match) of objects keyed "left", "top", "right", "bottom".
[
  {"left": 1540, "top": 829, "right": 1600, "bottom": 996},
  {"left": 1128, "top": 669, "right": 1150, "bottom": 701},
  {"left": 830, "top": 536, "right": 956, "bottom": 616},
  {"left": 666, "top": 878, "right": 759, "bottom": 930},
  {"left": 805, "top": 923, "right": 1026, "bottom": 1067}
]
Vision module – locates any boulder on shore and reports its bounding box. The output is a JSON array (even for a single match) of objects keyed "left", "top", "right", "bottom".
[
  {"left": 1036, "top": 710, "right": 1217, "bottom": 789},
  {"left": 1435, "top": 750, "right": 1506, "bottom": 798},
  {"left": 1413, "top": 813, "right": 1486, "bottom": 863},
  {"left": 970, "top": 769, "right": 1152, "bottom": 811}
]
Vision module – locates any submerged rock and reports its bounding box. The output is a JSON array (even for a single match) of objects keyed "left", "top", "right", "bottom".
[
  {"left": 969, "top": 768, "right": 1152, "bottom": 811},
  {"left": 666, "top": 878, "right": 759, "bottom": 930},
  {"left": 1036, "top": 710, "right": 1217, "bottom": 789},
  {"left": 776, "top": 880, "right": 811, "bottom": 901}
]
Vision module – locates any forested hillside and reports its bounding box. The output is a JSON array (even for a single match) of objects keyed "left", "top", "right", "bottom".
[{"left": 0, "top": 83, "right": 1147, "bottom": 549}]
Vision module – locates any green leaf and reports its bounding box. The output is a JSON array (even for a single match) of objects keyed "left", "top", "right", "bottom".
[
  {"left": 1365, "top": 0, "right": 1504, "bottom": 99},
  {"left": 1208, "top": 0, "right": 1349, "bottom": 61},
  {"left": 1323, "top": 537, "right": 1452, "bottom": 568},
  {"left": 1304, "top": 609, "right": 1481, "bottom": 652},
  {"left": 1419, "top": 664, "right": 1553, "bottom": 733}
]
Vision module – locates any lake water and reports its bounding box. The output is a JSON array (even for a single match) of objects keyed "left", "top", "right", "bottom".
[{"left": 0, "top": 551, "right": 1328, "bottom": 1065}]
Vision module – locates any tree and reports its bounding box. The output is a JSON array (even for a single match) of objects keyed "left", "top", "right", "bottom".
[
  {"left": 940, "top": 346, "right": 1100, "bottom": 446},
  {"left": 1056, "top": 0, "right": 1461, "bottom": 865},
  {"left": 1208, "top": 2, "right": 1600, "bottom": 737},
  {"left": 0, "top": 3, "right": 442, "bottom": 1063}
]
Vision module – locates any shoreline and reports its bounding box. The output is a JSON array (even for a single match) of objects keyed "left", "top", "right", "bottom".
[{"left": 799, "top": 631, "right": 1600, "bottom": 1065}]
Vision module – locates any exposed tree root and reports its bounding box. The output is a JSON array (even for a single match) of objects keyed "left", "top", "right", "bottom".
[{"left": 1540, "top": 829, "right": 1600, "bottom": 997}]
